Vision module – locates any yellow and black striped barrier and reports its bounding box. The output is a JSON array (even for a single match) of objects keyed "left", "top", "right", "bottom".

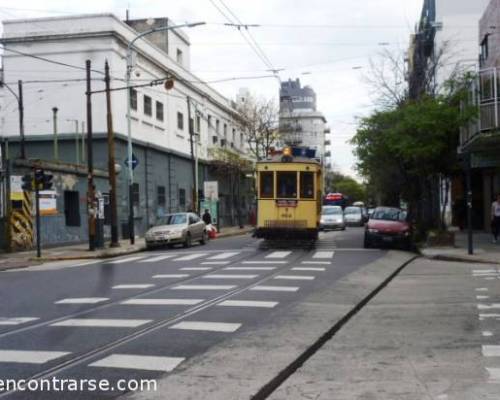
[{"left": 10, "top": 190, "right": 34, "bottom": 250}]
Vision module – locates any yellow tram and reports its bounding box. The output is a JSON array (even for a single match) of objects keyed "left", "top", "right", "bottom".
[{"left": 255, "top": 147, "right": 323, "bottom": 241}]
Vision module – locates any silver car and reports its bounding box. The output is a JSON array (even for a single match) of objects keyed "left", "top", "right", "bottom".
[
  {"left": 145, "top": 212, "right": 208, "bottom": 249},
  {"left": 343, "top": 206, "right": 364, "bottom": 226},
  {"left": 320, "top": 206, "right": 346, "bottom": 231}
]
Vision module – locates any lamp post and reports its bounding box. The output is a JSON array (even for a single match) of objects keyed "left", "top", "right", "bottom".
[
  {"left": 125, "top": 21, "right": 205, "bottom": 244},
  {"left": 1, "top": 81, "right": 25, "bottom": 159}
]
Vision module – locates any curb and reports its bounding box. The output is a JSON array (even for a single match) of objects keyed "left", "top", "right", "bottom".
[{"left": 423, "top": 253, "right": 500, "bottom": 265}]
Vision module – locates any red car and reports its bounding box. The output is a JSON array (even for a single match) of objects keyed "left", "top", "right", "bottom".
[{"left": 364, "top": 207, "right": 412, "bottom": 250}]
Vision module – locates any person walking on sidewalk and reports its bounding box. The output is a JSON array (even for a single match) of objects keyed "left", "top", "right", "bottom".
[
  {"left": 492, "top": 194, "right": 500, "bottom": 243},
  {"left": 202, "top": 209, "right": 212, "bottom": 225}
]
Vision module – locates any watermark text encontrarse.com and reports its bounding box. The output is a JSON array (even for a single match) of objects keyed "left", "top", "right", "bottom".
[{"left": 0, "top": 377, "right": 157, "bottom": 392}]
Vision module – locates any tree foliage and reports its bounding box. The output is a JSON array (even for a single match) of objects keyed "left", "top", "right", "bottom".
[
  {"left": 351, "top": 74, "right": 477, "bottom": 230},
  {"left": 325, "top": 170, "right": 366, "bottom": 204}
]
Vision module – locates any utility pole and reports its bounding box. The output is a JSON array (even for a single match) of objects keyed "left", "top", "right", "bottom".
[
  {"left": 18, "top": 80, "right": 25, "bottom": 159},
  {"left": 74, "top": 120, "right": 79, "bottom": 164},
  {"left": 105, "top": 60, "right": 119, "bottom": 247},
  {"left": 86, "top": 60, "right": 96, "bottom": 251},
  {"left": 465, "top": 152, "right": 473, "bottom": 255},
  {"left": 81, "top": 121, "right": 86, "bottom": 163},
  {"left": 187, "top": 96, "right": 197, "bottom": 212},
  {"left": 52, "top": 107, "right": 58, "bottom": 161}
]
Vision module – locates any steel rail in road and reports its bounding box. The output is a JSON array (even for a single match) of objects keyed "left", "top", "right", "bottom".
[{"left": 0, "top": 247, "right": 318, "bottom": 398}]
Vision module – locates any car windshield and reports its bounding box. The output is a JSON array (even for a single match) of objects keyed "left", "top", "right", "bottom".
[
  {"left": 344, "top": 207, "right": 361, "bottom": 215},
  {"left": 371, "top": 209, "right": 406, "bottom": 221},
  {"left": 322, "top": 207, "right": 342, "bottom": 215},
  {"left": 157, "top": 214, "right": 187, "bottom": 225}
]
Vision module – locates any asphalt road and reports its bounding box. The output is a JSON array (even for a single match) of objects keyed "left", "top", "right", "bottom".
[{"left": 0, "top": 227, "right": 386, "bottom": 399}]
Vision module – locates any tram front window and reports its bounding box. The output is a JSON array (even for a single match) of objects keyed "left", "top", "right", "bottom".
[
  {"left": 260, "top": 172, "right": 274, "bottom": 198},
  {"left": 277, "top": 172, "right": 297, "bottom": 198},
  {"left": 300, "top": 172, "right": 314, "bottom": 199}
]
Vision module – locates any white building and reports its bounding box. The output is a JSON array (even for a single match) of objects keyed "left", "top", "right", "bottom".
[{"left": 0, "top": 13, "right": 245, "bottom": 161}]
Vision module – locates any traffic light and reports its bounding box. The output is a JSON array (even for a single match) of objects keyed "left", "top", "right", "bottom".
[
  {"left": 34, "top": 168, "right": 44, "bottom": 189},
  {"left": 42, "top": 173, "right": 53, "bottom": 190},
  {"left": 21, "top": 174, "right": 32, "bottom": 191}
]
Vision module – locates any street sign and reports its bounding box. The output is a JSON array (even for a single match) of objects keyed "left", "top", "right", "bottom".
[
  {"left": 124, "top": 153, "right": 139, "bottom": 170},
  {"left": 204, "top": 181, "right": 218, "bottom": 201}
]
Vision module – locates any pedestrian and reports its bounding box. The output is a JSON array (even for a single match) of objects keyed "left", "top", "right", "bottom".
[
  {"left": 202, "top": 208, "right": 212, "bottom": 225},
  {"left": 492, "top": 193, "right": 500, "bottom": 243}
]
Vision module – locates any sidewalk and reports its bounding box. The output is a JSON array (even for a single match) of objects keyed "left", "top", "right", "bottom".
[
  {"left": 269, "top": 257, "right": 500, "bottom": 400},
  {"left": 421, "top": 231, "right": 500, "bottom": 265},
  {"left": 0, "top": 225, "right": 253, "bottom": 271}
]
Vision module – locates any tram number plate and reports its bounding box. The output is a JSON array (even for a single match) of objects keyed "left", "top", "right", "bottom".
[{"left": 276, "top": 200, "right": 298, "bottom": 207}]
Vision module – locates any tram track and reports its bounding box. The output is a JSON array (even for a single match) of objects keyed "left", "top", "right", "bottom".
[{"left": 0, "top": 248, "right": 315, "bottom": 398}]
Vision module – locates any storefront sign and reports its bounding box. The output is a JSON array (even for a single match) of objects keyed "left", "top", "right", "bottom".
[{"left": 39, "top": 190, "right": 57, "bottom": 216}]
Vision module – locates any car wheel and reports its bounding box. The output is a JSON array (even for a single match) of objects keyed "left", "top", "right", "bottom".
[
  {"left": 363, "top": 235, "right": 371, "bottom": 248},
  {"left": 146, "top": 243, "right": 154, "bottom": 251},
  {"left": 200, "top": 231, "right": 208, "bottom": 245},
  {"left": 183, "top": 233, "right": 192, "bottom": 248}
]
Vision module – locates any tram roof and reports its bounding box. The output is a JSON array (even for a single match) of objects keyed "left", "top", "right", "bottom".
[{"left": 257, "top": 154, "right": 322, "bottom": 164}]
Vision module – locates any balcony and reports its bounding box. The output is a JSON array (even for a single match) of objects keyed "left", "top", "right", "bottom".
[{"left": 460, "top": 67, "right": 500, "bottom": 164}]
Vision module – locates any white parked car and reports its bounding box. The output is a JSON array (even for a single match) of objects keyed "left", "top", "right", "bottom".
[
  {"left": 320, "top": 206, "right": 346, "bottom": 231},
  {"left": 145, "top": 213, "right": 207, "bottom": 249},
  {"left": 343, "top": 206, "right": 364, "bottom": 227}
]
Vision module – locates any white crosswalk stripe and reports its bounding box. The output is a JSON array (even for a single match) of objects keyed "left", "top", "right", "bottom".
[
  {"left": 483, "top": 345, "right": 500, "bottom": 356},
  {"left": 108, "top": 256, "right": 145, "bottom": 264},
  {"left": 201, "top": 261, "right": 230, "bottom": 265},
  {"left": 152, "top": 274, "right": 189, "bottom": 279},
  {"left": 207, "top": 252, "right": 240, "bottom": 260},
  {"left": 170, "top": 321, "right": 241, "bottom": 332},
  {"left": 301, "top": 261, "right": 331, "bottom": 265},
  {"left": 55, "top": 298, "right": 109, "bottom": 304},
  {"left": 0, "top": 317, "right": 39, "bottom": 326},
  {"left": 224, "top": 267, "right": 276, "bottom": 271},
  {"left": 313, "top": 251, "right": 335, "bottom": 259},
  {"left": 242, "top": 261, "right": 287, "bottom": 265},
  {"left": 0, "top": 350, "right": 70, "bottom": 364},
  {"left": 139, "top": 255, "right": 176, "bottom": 263},
  {"left": 120, "top": 299, "right": 204, "bottom": 306},
  {"left": 218, "top": 300, "right": 278, "bottom": 308},
  {"left": 172, "top": 285, "right": 236, "bottom": 290},
  {"left": 173, "top": 253, "right": 207, "bottom": 261},
  {"left": 266, "top": 251, "right": 291, "bottom": 259},
  {"left": 274, "top": 275, "right": 315, "bottom": 281},
  {"left": 51, "top": 318, "right": 152, "bottom": 328},
  {"left": 112, "top": 284, "right": 155, "bottom": 289},
  {"left": 203, "top": 274, "right": 257, "bottom": 279},
  {"left": 180, "top": 267, "right": 212, "bottom": 271},
  {"left": 89, "top": 354, "right": 185, "bottom": 372},
  {"left": 250, "top": 286, "right": 299, "bottom": 292},
  {"left": 292, "top": 267, "right": 325, "bottom": 271}
]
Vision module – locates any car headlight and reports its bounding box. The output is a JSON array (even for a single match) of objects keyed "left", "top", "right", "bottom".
[
  {"left": 401, "top": 230, "right": 410, "bottom": 236},
  {"left": 367, "top": 228, "right": 379, "bottom": 233}
]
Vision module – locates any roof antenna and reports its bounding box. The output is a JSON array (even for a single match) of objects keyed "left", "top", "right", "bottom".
[{"left": 126, "top": 8, "right": 130, "bottom": 21}]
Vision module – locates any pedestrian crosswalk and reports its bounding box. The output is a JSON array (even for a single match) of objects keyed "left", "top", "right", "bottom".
[{"left": 0, "top": 246, "right": 338, "bottom": 385}]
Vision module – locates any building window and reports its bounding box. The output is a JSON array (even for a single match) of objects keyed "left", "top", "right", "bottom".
[
  {"left": 232, "top": 128, "right": 236, "bottom": 143},
  {"left": 223, "top": 123, "right": 227, "bottom": 138},
  {"left": 300, "top": 172, "right": 314, "bottom": 199},
  {"left": 179, "top": 188, "right": 186, "bottom": 209},
  {"left": 64, "top": 190, "right": 80, "bottom": 227},
  {"left": 176, "top": 48, "right": 183, "bottom": 64},
  {"left": 481, "top": 35, "right": 489, "bottom": 64},
  {"left": 208, "top": 115, "right": 212, "bottom": 130},
  {"left": 157, "top": 186, "right": 166, "bottom": 207},
  {"left": 130, "top": 89, "right": 137, "bottom": 111},
  {"left": 144, "top": 95, "right": 152, "bottom": 116},
  {"left": 156, "top": 101, "right": 164, "bottom": 121},
  {"left": 216, "top": 119, "right": 220, "bottom": 134},
  {"left": 177, "top": 112, "right": 184, "bottom": 130},
  {"left": 195, "top": 115, "right": 201, "bottom": 133},
  {"left": 132, "top": 183, "right": 140, "bottom": 207},
  {"left": 240, "top": 132, "right": 244, "bottom": 147},
  {"left": 277, "top": 172, "right": 297, "bottom": 198},
  {"left": 260, "top": 172, "right": 274, "bottom": 198}
]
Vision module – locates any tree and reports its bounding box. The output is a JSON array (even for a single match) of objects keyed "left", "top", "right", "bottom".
[
  {"left": 351, "top": 75, "right": 477, "bottom": 233},
  {"left": 324, "top": 170, "right": 367, "bottom": 204},
  {"left": 236, "top": 94, "right": 279, "bottom": 161}
]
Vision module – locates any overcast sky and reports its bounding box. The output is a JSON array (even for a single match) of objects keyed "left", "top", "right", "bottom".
[{"left": 0, "top": 0, "right": 423, "bottom": 178}]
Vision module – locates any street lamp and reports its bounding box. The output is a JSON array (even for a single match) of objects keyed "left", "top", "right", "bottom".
[{"left": 125, "top": 21, "right": 205, "bottom": 244}]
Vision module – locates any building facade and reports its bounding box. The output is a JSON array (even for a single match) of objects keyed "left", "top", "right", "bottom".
[
  {"left": 278, "top": 78, "right": 329, "bottom": 161},
  {"left": 0, "top": 13, "right": 252, "bottom": 247}
]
